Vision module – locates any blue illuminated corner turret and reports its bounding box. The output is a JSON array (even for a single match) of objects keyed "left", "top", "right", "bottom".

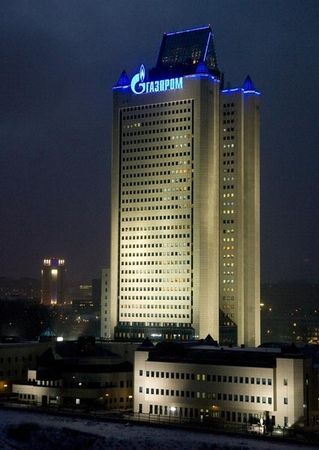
[
  {"left": 196, "top": 61, "right": 210, "bottom": 74},
  {"left": 242, "top": 75, "right": 260, "bottom": 95},
  {"left": 222, "top": 75, "right": 261, "bottom": 96},
  {"left": 242, "top": 75, "right": 255, "bottom": 91},
  {"left": 115, "top": 70, "right": 130, "bottom": 87}
]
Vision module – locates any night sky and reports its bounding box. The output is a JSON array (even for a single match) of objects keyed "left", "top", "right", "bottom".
[{"left": 1, "top": 0, "right": 319, "bottom": 284}]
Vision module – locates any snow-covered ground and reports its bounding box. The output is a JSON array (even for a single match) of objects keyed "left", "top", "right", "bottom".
[{"left": 0, "top": 408, "right": 317, "bottom": 449}]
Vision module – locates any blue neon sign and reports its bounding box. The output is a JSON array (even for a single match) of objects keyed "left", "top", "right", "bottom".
[{"left": 130, "top": 65, "right": 183, "bottom": 95}]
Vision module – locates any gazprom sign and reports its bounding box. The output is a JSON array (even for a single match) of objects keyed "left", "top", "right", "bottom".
[{"left": 131, "top": 64, "right": 183, "bottom": 95}]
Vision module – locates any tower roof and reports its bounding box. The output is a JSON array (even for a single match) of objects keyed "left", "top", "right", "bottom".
[{"left": 150, "top": 25, "right": 220, "bottom": 79}]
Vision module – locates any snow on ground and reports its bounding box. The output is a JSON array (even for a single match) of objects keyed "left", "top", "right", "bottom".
[{"left": 0, "top": 408, "right": 317, "bottom": 450}]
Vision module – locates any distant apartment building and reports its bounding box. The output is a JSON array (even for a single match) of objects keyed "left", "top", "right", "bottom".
[
  {"left": 0, "top": 277, "right": 40, "bottom": 300},
  {"left": 134, "top": 340, "right": 319, "bottom": 429},
  {"left": 41, "top": 258, "right": 65, "bottom": 305}
]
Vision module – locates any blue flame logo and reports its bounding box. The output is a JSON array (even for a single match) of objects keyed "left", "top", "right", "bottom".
[
  {"left": 139, "top": 64, "right": 145, "bottom": 82},
  {"left": 131, "top": 64, "right": 146, "bottom": 94}
]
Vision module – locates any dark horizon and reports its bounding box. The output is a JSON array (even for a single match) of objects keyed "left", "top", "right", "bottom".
[{"left": 1, "top": 1, "right": 319, "bottom": 284}]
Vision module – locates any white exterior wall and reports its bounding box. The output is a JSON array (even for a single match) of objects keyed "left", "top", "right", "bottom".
[
  {"left": 134, "top": 349, "right": 309, "bottom": 427},
  {"left": 275, "top": 358, "right": 305, "bottom": 427},
  {"left": 219, "top": 91, "right": 260, "bottom": 347}
]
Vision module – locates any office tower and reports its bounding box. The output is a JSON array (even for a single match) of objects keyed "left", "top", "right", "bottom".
[
  {"left": 219, "top": 77, "right": 260, "bottom": 347},
  {"left": 41, "top": 257, "right": 65, "bottom": 305},
  {"left": 109, "top": 26, "right": 260, "bottom": 346}
]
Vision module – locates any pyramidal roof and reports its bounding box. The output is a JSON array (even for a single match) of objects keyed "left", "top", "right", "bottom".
[
  {"left": 40, "top": 326, "right": 56, "bottom": 338},
  {"left": 242, "top": 75, "right": 256, "bottom": 91},
  {"left": 116, "top": 70, "right": 130, "bottom": 87}
]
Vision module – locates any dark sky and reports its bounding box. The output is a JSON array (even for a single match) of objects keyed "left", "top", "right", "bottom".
[{"left": 1, "top": 0, "right": 319, "bottom": 284}]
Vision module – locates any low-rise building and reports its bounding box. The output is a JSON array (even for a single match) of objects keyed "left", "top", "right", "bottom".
[
  {"left": 12, "top": 337, "right": 133, "bottom": 410},
  {"left": 134, "top": 338, "right": 319, "bottom": 429},
  {"left": 0, "top": 339, "right": 54, "bottom": 395}
]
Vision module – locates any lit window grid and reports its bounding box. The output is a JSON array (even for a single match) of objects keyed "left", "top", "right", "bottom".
[{"left": 118, "top": 101, "right": 194, "bottom": 325}]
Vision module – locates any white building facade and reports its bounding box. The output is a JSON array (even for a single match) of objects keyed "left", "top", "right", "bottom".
[{"left": 134, "top": 342, "right": 318, "bottom": 429}]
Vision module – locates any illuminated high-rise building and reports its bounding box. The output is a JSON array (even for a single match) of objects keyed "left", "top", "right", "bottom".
[
  {"left": 108, "top": 26, "right": 260, "bottom": 346},
  {"left": 41, "top": 257, "right": 65, "bottom": 305}
]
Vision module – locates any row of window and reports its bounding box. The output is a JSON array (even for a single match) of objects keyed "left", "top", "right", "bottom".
[
  {"left": 123, "top": 136, "right": 174, "bottom": 147},
  {"left": 121, "top": 269, "right": 191, "bottom": 274},
  {"left": 121, "top": 304, "right": 190, "bottom": 309},
  {"left": 18, "top": 393, "right": 132, "bottom": 404},
  {"left": 142, "top": 387, "right": 273, "bottom": 405},
  {"left": 122, "top": 162, "right": 191, "bottom": 171},
  {"left": 122, "top": 144, "right": 176, "bottom": 154},
  {"left": 121, "top": 196, "right": 190, "bottom": 204},
  {"left": 122, "top": 124, "right": 191, "bottom": 138},
  {"left": 121, "top": 233, "right": 191, "bottom": 240},
  {"left": 122, "top": 99, "right": 192, "bottom": 112},
  {"left": 121, "top": 277, "right": 190, "bottom": 284},
  {"left": 122, "top": 219, "right": 190, "bottom": 230},
  {"left": 121, "top": 250, "right": 190, "bottom": 257},
  {"left": 121, "top": 243, "right": 190, "bottom": 251},
  {"left": 122, "top": 178, "right": 190, "bottom": 186},
  {"left": 123, "top": 117, "right": 191, "bottom": 129},
  {"left": 121, "top": 313, "right": 190, "bottom": 319},
  {"left": 121, "top": 204, "right": 191, "bottom": 213},
  {"left": 120, "top": 260, "right": 191, "bottom": 266},
  {"left": 118, "top": 321, "right": 190, "bottom": 328},
  {"left": 122, "top": 136, "right": 175, "bottom": 146},
  {"left": 121, "top": 214, "right": 191, "bottom": 222},
  {"left": 141, "top": 371, "right": 272, "bottom": 386},
  {"left": 122, "top": 174, "right": 191, "bottom": 182},
  {"left": 120, "top": 287, "right": 191, "bottom": 293},
  {"left": 143, "top": 405, "right": 277, "bottom": 426},
  {"left": 120, "top": 296, "right": 190, "bottom": 301},
  {"left": 123, "top": 151, "right": 191, "bottom": 162},
  {"left": 123, "top": 110, "right": 192, "bottom": 120}
]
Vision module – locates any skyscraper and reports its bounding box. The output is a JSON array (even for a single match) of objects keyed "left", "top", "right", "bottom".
[
  {"left": 108, "top": 26, "right": 260, "bottom": 346},
  {"left": 41, "top": 257, "right": 65, "bottom": 305}
]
